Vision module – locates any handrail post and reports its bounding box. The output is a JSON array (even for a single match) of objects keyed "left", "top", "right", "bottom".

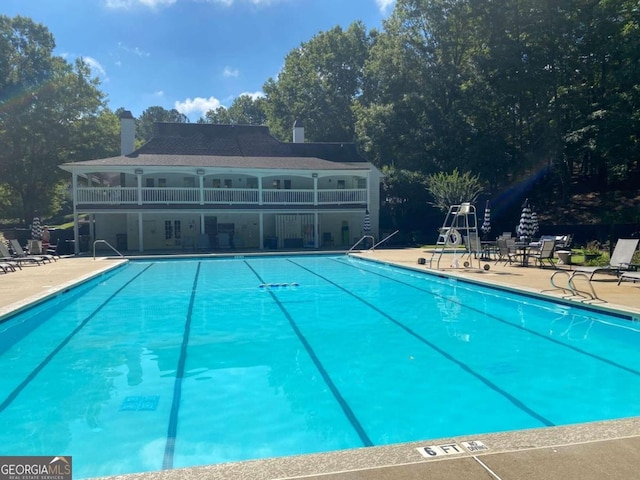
[{"left": 93, "top": 239, "right": 125, "bottom": 260}]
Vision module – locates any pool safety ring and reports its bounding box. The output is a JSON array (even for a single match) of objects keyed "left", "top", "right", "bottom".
[{"left": 445, "top": 228, "right": 462, "bottom": 247}]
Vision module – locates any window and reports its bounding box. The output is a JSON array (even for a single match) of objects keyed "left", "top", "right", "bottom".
[
  {"left": 183, "top": 177, "right": 195, "bottom": 188},
  {"left": 158, "top": 178, "right": 167, "bottom": 188},
  {"left": 146, "top": 178, "right": 155, "bottom": 188},
  {"left": 212, "top": 179, "right": 221, "bottom": 188},
  {"left": 357, "top": 178, "right": 367, "bottom": 189},
  {"left": 224, "top": 179, "right": 232, "bottom": 188},
  {"left": 337, "top": 180, "right": 346, "bottom": 189},
  {"left": 174, "top": 220, "right": 181, "bottom": 239},
  {"left": 164, "top": 220, "right": 173, "bottom": 240},
  {"left": 284, "top": 179, "right": 292, "bottom": 189},
  {"left": 272, "top": 179, "right": 281, "bottom": 189}
]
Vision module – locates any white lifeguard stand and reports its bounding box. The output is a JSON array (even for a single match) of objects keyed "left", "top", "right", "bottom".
[{"left": 429, "top": 203, "right": 483, "bottom": 269}]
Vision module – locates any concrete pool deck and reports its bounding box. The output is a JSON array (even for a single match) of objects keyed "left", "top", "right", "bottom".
[{"left": 2, "top": 249, "right": 640, "bottom": 480}]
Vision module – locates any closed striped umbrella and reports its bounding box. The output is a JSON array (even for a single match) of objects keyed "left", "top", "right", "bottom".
[
  {"left": 531, "top": 208, "right": 539, "bottom": 236},
  {"left": 517, "top": 199, "right": 534, "bottom": 241},
  {"left": 31, "top": 216, "right": 43, "bottom": 240},
  {"left": 481, "top": 200, "right": 491, "bottom": 236},
  {"left": 363, "top": 209, "right": 371, "bottom": 235}
]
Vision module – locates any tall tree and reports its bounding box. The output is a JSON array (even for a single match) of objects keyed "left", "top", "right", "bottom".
[
  {"left": 0, "top": 15, "right": 107, "bottom": 224},
  {"left": 136, "top": 106, "right": 189, "bottom": 144},
  {"left": 263, "top": 22, "right": 371, "bottom": 142},
  {"left": 200, "top": 94, "right": 267, "bottom": 125}
]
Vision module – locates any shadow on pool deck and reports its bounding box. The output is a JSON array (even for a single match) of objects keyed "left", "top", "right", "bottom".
[{"left": 2, "top": 249, "right": 640, "bottom": 480}]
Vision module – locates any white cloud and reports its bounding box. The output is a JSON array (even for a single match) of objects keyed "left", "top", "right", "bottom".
[
  {"left": 238, "top": 91, "right": 264, "bottom": 100},
  {"left": 174, "top": 96, "right": 222, "bottom": 117},
  {"left": 222, "top": 66, "right": 240, "bottom": 78},
  {"left": 375, "top": 0, "right": 395, "bottom": 13},
  {"left": 154, "top": 90, "right": 165, "bottom": 97},
  {"left": 82, "top": 56, "right": 108, "bottom": 79},
  {"left": 104, "top": 0, "right": 176, "bottom": 9},
  {"left": 118, "top": 42, "right": 151, "bottom": 57}
]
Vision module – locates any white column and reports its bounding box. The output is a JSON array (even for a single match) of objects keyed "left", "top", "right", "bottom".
[
  {"left": 259, "top": 212, "right": 264, "bottom": 250},
  {"left": 314, "top": 211, "right": 319, "bottom": 248},
  {"left": 313, "top": 173, "right": 318, "bottom": 205},
  {"left": 138, "top": 212, "right": 144, "bottom": 252},
  {"left": 136, "top": 171, "right": 143, "bottom": 205},
  {"left": 72, "top": 172, "right": 79, "bottom": 255},
  {"left": 198, "top": 171, "right": 205, "bottom": 205}
]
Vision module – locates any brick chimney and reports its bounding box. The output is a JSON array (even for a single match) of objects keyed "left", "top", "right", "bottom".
[
  {"left": 293, "top": 119, "right": 304, "bottom": 143},
  {"left": 119, "top": 110, "right": 135, "bottom": 155}
]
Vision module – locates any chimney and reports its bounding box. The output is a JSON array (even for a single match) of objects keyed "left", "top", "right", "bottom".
[
  {"left": 293, "top": 119, "right": 304, "bottom": 143},
  {"left": 119, "top": 110, "right": 135, "bottom": 155}
]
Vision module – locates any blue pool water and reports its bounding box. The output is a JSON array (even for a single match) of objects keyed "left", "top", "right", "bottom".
[{"left": 1, "top": 255, "right": 640, "bottom": 478}]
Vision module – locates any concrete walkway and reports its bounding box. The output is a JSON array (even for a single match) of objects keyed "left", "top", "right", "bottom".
[{"left": 2, "top": 250, "right": 640, "bottom": 480}]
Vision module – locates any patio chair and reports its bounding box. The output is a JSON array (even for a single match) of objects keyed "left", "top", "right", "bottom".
[
  {"left": 8, "top": 239, "right": 51, "bottom": 264},
  {"left": 495, "top": 238, "right": 521, "bottom": 265},
  {"left": 571, "top": 238, "right": 639, "bottom": 280},
  {"left": 526, "top": 239, "right": 557, "bottom": 269},
  {"left": 617, "top": 271, "right": 640, "bottom": 285}
]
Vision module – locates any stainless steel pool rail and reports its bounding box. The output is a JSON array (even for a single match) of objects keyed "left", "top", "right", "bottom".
[
  {"left": 545, "top": 270, "right": 604, "bottom": 304},
  {"left": 93, "top": 240, "right": 125, "bottom": 260},
  {"left": 348, "top": 230, "right": 399, "bottom": 253}
]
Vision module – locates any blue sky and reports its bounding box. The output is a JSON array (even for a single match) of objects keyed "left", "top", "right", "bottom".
[{"left": 2, "top": 0, "right": 394, "bottom": 121}]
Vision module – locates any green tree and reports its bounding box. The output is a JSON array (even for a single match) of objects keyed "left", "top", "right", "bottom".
[
  {"left": 200, "top": 94, "right": 267, "bottom": 125},
  {"left": 0, "top": 15, "right": 107, "bottom": 224},
  {"left": 263, "top": 22, "right": 371, "bottom": 142},
  {"left": 425, "top": 169, "right": 485, "bottom": 212},
  {"left": 136, "top": 106, "right": 189, "bottom": 144}
]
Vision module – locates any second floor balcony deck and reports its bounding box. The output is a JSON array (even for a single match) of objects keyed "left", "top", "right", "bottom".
[{"left": 76, "top": 186, "right": 368, "bottom": 207}]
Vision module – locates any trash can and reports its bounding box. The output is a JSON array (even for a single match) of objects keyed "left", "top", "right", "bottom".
[{"left": 116, "top": 233, "right": 128, "bottom": 251}]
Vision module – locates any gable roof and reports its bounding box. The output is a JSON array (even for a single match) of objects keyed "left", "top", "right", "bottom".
[{"left": 61, "top": 123, "right": 372, "bottom": 172}]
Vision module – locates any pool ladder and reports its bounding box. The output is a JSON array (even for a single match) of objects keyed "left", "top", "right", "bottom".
[
  {"left": 93, "top": 240, "right": 125, "bottom": 260},
  {"left": 545, "top": 271, "right": 605, "bottom": 304}
]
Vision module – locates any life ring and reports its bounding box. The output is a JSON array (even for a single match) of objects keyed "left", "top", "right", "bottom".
[{"left": 445, "top": 228, "right": 462, "bottom": 247}]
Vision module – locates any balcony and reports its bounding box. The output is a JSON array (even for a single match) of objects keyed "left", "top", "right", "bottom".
[{"left": 76, "top": 187, "right": 367, "bottom": 207}]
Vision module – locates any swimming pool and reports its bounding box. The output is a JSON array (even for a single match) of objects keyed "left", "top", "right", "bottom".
[{"left": 1, "top": 254, "right": 640, "bottom": 478}]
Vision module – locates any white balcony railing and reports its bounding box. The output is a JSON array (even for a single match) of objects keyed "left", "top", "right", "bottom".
[{"left": 76, "top": 187, "right": 366, "bottom": 207}]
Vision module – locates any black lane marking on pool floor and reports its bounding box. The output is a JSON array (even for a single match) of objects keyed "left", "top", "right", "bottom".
[
  {"left": 333, "top": 257, "right": 640, "bottom": 379},
  {"left": 162, "top": 262, "right": 202, "bottom": 470},
  {"left": 244, "top": 260, "right": 374, "bottom": 448},
  {"left": 287, "top": 258, "right": 555, "bottom": 428},
  {"left": 0, "top": 263, "right": 154, "bottom": 415}
]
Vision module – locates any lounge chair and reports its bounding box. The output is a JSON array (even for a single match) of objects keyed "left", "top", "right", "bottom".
[
  {"left": 0, "top": 262, "right": 17, "bottom": 273},
  {"left": 618, "top": 271, "right": 640, "bottom": 285},
  {"left": 526, "top": 239, "right": 557, "bottom": 268},
  {"left": 571, "top": 238, "right": 639, "bottom": 280},
  {"left": 6, "top": 239, "right": 50, "bottom": 265},
  {"left": 0, "top": 242, "right": 28, "bottom": 268},
  {"left": 14, "top": 238, "right": 57, "bottom": 262}
]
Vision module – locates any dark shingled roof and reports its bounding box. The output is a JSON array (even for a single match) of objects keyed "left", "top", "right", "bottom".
[{"left": 63, "top": 123, "right": 370, "bottom": 171}]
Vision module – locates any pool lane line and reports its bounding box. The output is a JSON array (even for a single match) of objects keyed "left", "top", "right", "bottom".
[
  {"left": 334, "top": 257, "right": 640, "bottom": 379},
  {"left": 162, "top": 262, "right": 202, "bottom": 470},
  {"left": 243, "top": 260, "right": 374, "bottom": 448},
  {"left": 287, "top": 258, "right": 555, "bottom": 428},
  {"left": 0, "top": 263, "right": 154, "bottom": 415}
]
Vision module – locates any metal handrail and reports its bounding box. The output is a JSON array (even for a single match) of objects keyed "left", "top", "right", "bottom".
[
  {"left": 545, "top": 270, "right": 604, "bottom": 303},
  {"left": 347, "top": 230, "right": 400, "bottom": 253},
  {"left": 348, "top": 235, "right": 375, "bottom": 252},
  {"left": 93, "top": 240, "right": 125, "bottom": 260},
  {"left": 371, "top": 230, "right": 400, "bottom": 250}
]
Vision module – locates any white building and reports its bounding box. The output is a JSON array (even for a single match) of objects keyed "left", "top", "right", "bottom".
[{"left": 59, "top": 113, "right": 382, "bottom": 254}]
